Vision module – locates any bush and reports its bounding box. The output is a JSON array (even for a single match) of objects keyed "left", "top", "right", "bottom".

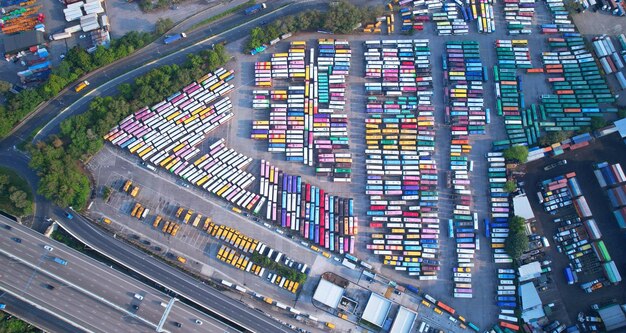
[
  {"left": 503, "top": 180, "right": 516, "bottom": 193},
  {"left": 538, "top": 131, "right": 571, "bottom": 147},
  {"left": 503, "top": 145, "right": 528, "bottom": 163},
  {"left": 155, "top": 18, "right": 175, "bottom": 35},
  {"left": 0, "top": 167, "right": 34, "bottom": 217}
]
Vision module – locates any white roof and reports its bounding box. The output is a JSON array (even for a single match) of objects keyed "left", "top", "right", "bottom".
[
  {"left": 362, "top": 293, "right": 392, "bottom": 327},
  {"left": 520, "top": 283, "right": 545, "bottom": 323},
  {"left": 518, "top": 261, "right": 542, "bottom": 282},
  {"left": 615, "top": 118, "right": 626, "bottom": 138},
  {"left": 312, "top": 279, "right": 344, "bottom": 309},
  {"left": 390, "top": 306, "right": 417, "bottom": 333},
  {"left": 513, "top": 194, "right": 535, "bottom": 220}
]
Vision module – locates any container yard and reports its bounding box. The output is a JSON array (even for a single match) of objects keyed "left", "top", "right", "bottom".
[{"left": 252, "top": 39, "right": 353, "bottom": 182}]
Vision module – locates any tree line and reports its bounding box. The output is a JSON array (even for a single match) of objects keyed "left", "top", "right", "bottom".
[
  {"left": 28, "top": 45, "right": 230, "bottom": 209},
  {"left": 0, "top": 23, "right": 177, "bottom": 138},
  {"left": 245, "top": 1, "right": 384, "bottom": 53},
  {"left": 0, "top": 168, "right": 33, "bottom": 217}
]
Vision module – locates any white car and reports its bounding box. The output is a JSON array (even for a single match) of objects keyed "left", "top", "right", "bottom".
[
  {"left": 133, "top": 294, "right": 144, "bottom": 301},
  {"left": 44, "top": 245, "right": 54, "bottom": 251},
  {"left": 194, "top": 319, "right": 202, "bottom": 325}
]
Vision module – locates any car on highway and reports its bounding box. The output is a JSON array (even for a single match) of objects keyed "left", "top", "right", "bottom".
[
  {"left": 44, "top": 245, "right": 53, "bottom": 251},
  {"left": 194, "top": 319, "right": 202, "bottom": 325},
  {"left": 11, "top": 237, "right": 21, "bottom": 243},
  {"left": 3, "top": 224, "right": 11, "bottom": 230},
  {"left": 44, "top": 284, "right": 55, "bottom": 290},
  {"left": 65, "top": 212, "right": 74, "bottom": 219},
  {"left": 131, "top": 304, "right": 139, "bottom": 310},
  {"left": 544, "top": 160, "right": 568, "bottom": 171},
  {"left": 133, "top": 293, "right": 144, "bottom": 301},
  {"left": 173, "top": 322, "right": 182, "bottom": 328},
  {"left": 0, "top": 304, "right": 5, "bottom": 310}
]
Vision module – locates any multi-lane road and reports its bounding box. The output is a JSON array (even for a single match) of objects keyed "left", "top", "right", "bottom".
[
  {"left": 50, "top": 208, "right": 292, "bottom": 333},
  {"left": 0, "top": 214, "right": 238, "bottom": 333}
]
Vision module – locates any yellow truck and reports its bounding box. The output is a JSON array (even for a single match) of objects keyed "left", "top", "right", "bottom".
[
  {"left": 102, "top": 217, "right": 112, "bottom": 224},
  {"left": 176, "top": 256, "right": 187, "bottom": 264},
  {"left": 123, "top": 180, "right": 132, "bottom": 192},
  {"left": 75, "top": 80, "right": 90, "bottom": 93},
  {"left": 162, "top": 221, "right": 171, "bottom": 233},
  {"left": 325, "top": 322, "right": 336, "bottom": 329},
  {"left": 170, "top": 224, "right": 180, "bottom": 236},
  {"left": 130, "top": 185, "right": 140, "bottom": 198},
  {"left": 192, "top": 214, "right": 202, "bottom": 227},
  {"left": 152, "top": 215, "right": 162, "bottom": 228},
  {"left": 202, "top": 217, "right": 212, "bottom": 231},
  {"left": 166, "top": 223, "right": 175, "bottom": 234},
  {"left": 131, "top": 203, "right": 141, "bottom": 217},
  {"left": 183, "top": 210, "right": 193, "bottom": 223},
  {"left": 231, "top": 207, "right": 242, "bottom": 214},
  {"left": 175, "top": 207, "right": 184, "bottom": 218}
]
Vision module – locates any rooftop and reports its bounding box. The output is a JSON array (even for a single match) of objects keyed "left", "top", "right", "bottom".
[
  {"left": 361, "top": 292, "right": 392, "bottom": 327},
  {"left": 389, "top": 306, "right": 417, "bottom": 333},
  {"left": 312, "top": 279, "right": 344, "bottom": 309}
]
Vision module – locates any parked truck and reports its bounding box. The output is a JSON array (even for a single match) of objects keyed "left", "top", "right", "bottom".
[
  {"left": 75, "top": 80, "right": 89, "bottom": 92},
  {"left": 163, "top": 33, "right": 186, "bottom": 45},
  {"left": 244, "top": 3, "right": 266, "bottom": 15}
]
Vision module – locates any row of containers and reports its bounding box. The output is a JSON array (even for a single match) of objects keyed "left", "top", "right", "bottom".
[
  {"left": 503, "top": 0, "right": 535, "bottom": 34},
  {"left": 490, "top": 33, "right": 617, "bottom": 151},
  {"left": 493, "top": 39, "right": 536, "bottom": 147},
  {"left": 258, "top": 159, "right": 357, "bottom": 254},
  {"left": 540, "top": 172, "right": 622, "bottom": 286},
  {"left": 103, "top": 68, "right": 265, "bottom": 213},
  {"left": 593, "top": 161, "right": 626, "bottom": 231},
  {"left": 251, "top": 39, "right": 353, "bottom": 182},
  {"left": 443, "top": 40, "right": 488, "bottom": 299},
  {"left": 592, "top": 35, "right": 626, "bottom": 90},
  {"left": 362, "top": 39, "right": 441, "bottom": 280},
  {"left": 541, "top": 0, "right": 576, "bottom": 34},
  {"left": 396, "top": 0, "right": 494, "bottom": 34},
  {"left": 484, "top": 152, "right": 517, "bottom": 333}
]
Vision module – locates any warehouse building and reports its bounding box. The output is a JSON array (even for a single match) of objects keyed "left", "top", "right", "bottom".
[
  {"left": 389, "top": 306, "right": 417, "bottom": 333},
  {"left": 361, "top": 293, "right": 391, "bottom": 328},
  {"left": 598, "top": 304, "right": 626, "bottom": 331},
  {"left": 312, "top": 278, "right": 345, "bottom": 309},
  {"left": 520, "top": 282, "right": 545, "bottom": 324}
]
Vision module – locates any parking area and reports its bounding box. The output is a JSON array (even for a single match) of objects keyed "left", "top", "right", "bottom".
[{"left": 522, "top": 133, "right": 626, "bottom": 326}]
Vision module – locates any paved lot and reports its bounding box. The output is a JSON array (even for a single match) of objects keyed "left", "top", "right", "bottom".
[
  {"left": 522, "top": 133, "right": 626, "bottom": 326},
  {"left": 82, "top": 1, "right": 626, "bottom": 331}
]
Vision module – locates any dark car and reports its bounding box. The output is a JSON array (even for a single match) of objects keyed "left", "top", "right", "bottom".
[
  {"left": 173, "top": 322, "right": 182, "bottom": 328},
  {"left": 11, "top": 237, "right": 21, "bottom": 243},
  {"left": 132, "top": 305, "right": 139, "bottom": 311},
  {"left": 44, "top": 284, "right": 54, "bottom": 290},
  {"left": 3, "top": 224, "right": 11, "bottom": 230}
]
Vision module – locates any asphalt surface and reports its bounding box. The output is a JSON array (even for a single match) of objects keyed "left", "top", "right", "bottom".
[
  {"left": 48, "top": 209, "right": 292, "bottom": 333},
  {"left": 0, "top": 214, "right": 239, "bottom": 333},
  {"left": 0, "top": 292, "right": 85, "bottom": 333}
]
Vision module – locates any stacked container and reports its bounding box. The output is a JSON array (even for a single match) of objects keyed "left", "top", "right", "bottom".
[
  {"left": 259, "top": 160, "right": 357, "bottom": 254},
  {"left": 363, "top": 39, "right": 440, "bottom": 280},
  {"left": 503, "top": 0, "right": 535, "bottom": 34},
  {"left": 593, "top": 161, "right": 626, "bottom": 230}
]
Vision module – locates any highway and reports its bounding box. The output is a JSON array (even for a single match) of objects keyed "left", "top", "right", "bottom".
[
  {"left": 48, "top": 208, "right": 293, "bottom": 333},
  {"left": 0, "top": 214, "right": 239, "bottom": 333},
  {"left": 0, "top": 292, "right": 84, "bottom": 333}
]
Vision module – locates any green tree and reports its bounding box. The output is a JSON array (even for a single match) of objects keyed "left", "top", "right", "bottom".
[
  {"left": 539, "top": 131, "right": 571, "bottom": 147},
  {"left": 509, "top": 215, "right": 526, "bottom": 234},
  {"left": 9, "top": 190, "right": 28, "bottom": 209},
  {"left": 505, "top": 231, "right": 529, "bottom": 260},
  {"left": 0, "top": 80, "right": 12, "bottom": 92},
  {"left": 590, "top": 117, "right": 607, "bottom": 131},
  {"left": 0, "top": 174, "right": 8, "bottom": 192},
  {"left": 155, "top": 18, "right": 174, "bottom": 35},
  {"left": 503, "top": 145, "right": 528, "bottom": 163},
  {"left": 503, "top": 180, "right": 517, "bottom": 193},
  {"left": 618, "top": 108, "right": 626, "bottom": 119},
  {"left": 323, "top": 1, "right": 363, "bottom": 33}
]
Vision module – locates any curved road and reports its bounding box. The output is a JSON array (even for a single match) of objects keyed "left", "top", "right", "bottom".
[{"left": 52, "top": 207, "right": 291, "bottom": 333}]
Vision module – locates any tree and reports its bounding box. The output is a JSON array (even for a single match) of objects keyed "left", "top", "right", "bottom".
[
  {"left": 9, "top": 190, "right": 29, "bottom": 209},
  {"left": 155, "top": 18, "right": 174, "bottom": 35},
  {"left": 505, "top": 231, "right": 529, "bottom": 261},
  {"left": 509, "top": 215, "right": 526, "bottom": 234},
  {"left": 0, "top": 174, "right": 8, "bottom": 192},
  {"left": 503, "top": 180, "right": 517, "bottom": 193},
  {"left": 590, "top": 117, "right": 607, "bottom": 131},
  {"left": 539, "top": 131, "right": 571, "bottom": 147},
  {"left": 618, "top": 108, "right": 626, "bottom": 119},
  {"left": 0, "top": 80, "right": 12, "bottom": 92},
  {"left": 503, "top": 145, "right": 528, "bottom": 163}
]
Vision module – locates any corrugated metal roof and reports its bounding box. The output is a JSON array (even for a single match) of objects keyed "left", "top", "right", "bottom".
[
  {"left": 518, "top": 261, "right": 542, "bottom": 282},
  {"left": 598, "top": 304, "right": 626, "bottom": 331},
  {"left": 362, "top": 293, "right": 392, "bottom": 327},
  {"left": 390, "top": 306, "right": 417, "bottom": 333},
  {"left": 615, "top": 118, "right": 626, "bottom": 138},
  {"left": 2, "top": 30, "right": 45, "bottom": 54},
  {"left": 513, "top": 194, "right": 535, "bottom": 220},
  {"left": 312, "top": 279, "right": 344, "bottom": 309}
]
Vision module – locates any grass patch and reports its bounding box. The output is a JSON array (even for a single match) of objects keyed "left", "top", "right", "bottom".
[
  {"left": 0, "top": 313, "right": 41, "bottom": 333},
  {"left": 188, "top": 0, "right": 256, "bottom": 32},
  {"left": 0, "top": 167, "right": 33, "bottom": 217},
  {"left": 50, "top": 229, "right": 86, "bottom": 253}
]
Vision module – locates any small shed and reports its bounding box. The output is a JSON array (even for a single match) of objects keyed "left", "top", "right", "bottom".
[{"left": 518, "top": 261, "right": 542, "bottom": 282}]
